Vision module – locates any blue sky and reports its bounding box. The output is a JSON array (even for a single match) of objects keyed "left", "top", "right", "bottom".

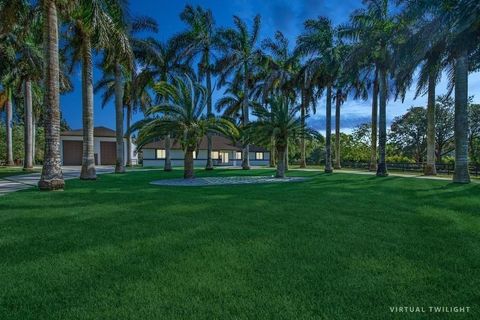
[{"left": 61, "top": 0, "right": 480, "bottom": 133}]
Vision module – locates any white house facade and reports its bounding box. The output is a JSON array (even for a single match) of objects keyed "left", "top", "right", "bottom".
[
  {"left": 60, "top": 127, "right": 136, "bottom": 166},
  {"left": 142, "top": 135, "right": 270, "bottom": 167}
]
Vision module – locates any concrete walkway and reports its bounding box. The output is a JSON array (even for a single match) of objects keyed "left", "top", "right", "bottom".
[{"left": 0, "top": 166, "right": 114, "bottom": 197}]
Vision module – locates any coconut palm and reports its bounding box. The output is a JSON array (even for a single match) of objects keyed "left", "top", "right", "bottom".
[
  {"left": 216, "top": 15, "right": 263, "bottom": 170},
  {"left": 134, "top": 38, "right": 192, "bottom": 171},
  {"left": 131, "top": 75, "right": 238, "bottom": 179},
  {"left": 248, "top": 96, "right": 313, "bottom": 178},
  {"left": 173, "top": 5, "right": 220, "bottom": 170}
]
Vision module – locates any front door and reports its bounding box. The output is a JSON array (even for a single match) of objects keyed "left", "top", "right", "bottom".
[{"left": 220, "top": 152, "right": 229, "bottom": 164}]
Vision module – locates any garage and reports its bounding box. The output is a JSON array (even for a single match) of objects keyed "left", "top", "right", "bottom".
[
  {"left": 100, "top": 141, "right": 117, "bottom": 165},
  {"left": 63, "top": 141, "right": 83, "bottom": 166}
]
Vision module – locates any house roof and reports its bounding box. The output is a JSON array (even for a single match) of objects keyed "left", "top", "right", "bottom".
[
  {"left": 61, "top": 126, "right": 116, "bottom": 138},
  {"left": 143, "top": 135, "right": 268, "bottom": 152}
]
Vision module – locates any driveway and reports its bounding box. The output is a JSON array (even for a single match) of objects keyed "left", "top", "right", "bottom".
[{"left": 0, "top": 166, "right": 114, "bottom": 196}]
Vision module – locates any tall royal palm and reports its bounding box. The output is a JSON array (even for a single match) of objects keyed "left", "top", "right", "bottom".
[
  {"left": 173, "top": 5, "right": 220, "bottom": 170},
  {"left": 296, "top": 17, "right": 343, "bottom": 173},
  {"left": 216, "top": 15, "right": 263, "bottom": 170},
  {"left": 340, "top": 0, "right": 398, "bottom": 177}
]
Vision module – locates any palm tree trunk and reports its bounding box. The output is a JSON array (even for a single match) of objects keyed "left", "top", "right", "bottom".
[
  {"left": 285, "top": 141, "right": 289, "bottom": 171},
  {"left": 164, "top": 134, "right": 172, "bottom": 171},
  {"left": 300, "top": 90, "right": 307, "bottom": 168},
  {"left": 205, "top": 51, "right": 214, "bottom": 170},
  {"left": 376, "top": 67, "right": 388, "bottom": 177},
  {"left": 114, "top": 62, "right": 125, "bottom": 173},
  {"left": 453, "top": 50, "right": 470, "bottom": 183},
  {"left": 23, "top": 79, "right": 34, "bottom": 171},
  {"left": 184, "top": 147, "right": 195, "bottom": 179},
  {"left": 276, "top": 145, "right": 286, "bottom": 178},
  {"left": 424, "top": 72, "right": 437, "bottom": 176},
  {"left": 269, "top": 136, "right": 276, "bottom": 167},
  {"left": 80, "top": 33, "right": 96, "bottom": 180},
  {"left": 325, "top": 85, "right": 333, "bottom": 173},
  {"left": 334, "top": 89, "right": 342, "bottom": 169},
  {"left": 126, "top": 104, "right": 132, "bottom": 167},
  {"left": 370, "top": 70, "right": 379, "bottom": 171},
  {"left": 5, "top": 88, "right": 14, "bottom": 166},
  {"left": 32, "top": 114, "right": 36, "bottom": 164},
  {"left": 242, "top": 63, "right": 250, "bottom": 170},
  {"left": 39, "top": 0, "right": 64, "bottom": 190}
]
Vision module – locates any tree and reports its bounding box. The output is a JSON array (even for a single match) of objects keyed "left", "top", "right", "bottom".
[
  {"left": 248, "top": 96, "right": 312, "bottom": 178},
  {"left": 435, "top": 95, "right": 454, "bottom": 162},
  {"left": 174, "top": 5, "right": 220, "bottom": 170},
  {"left": 134, "top": 38, "right": 191, "bottom": 171},
  {"left": 216, "top": 15, "right": 263, "bottom": 170},
  {"left": 131, "top": 75, "right": 238, "bottom": 179}
]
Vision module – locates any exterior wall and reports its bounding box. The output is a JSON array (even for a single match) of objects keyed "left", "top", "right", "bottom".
[
  {"left": 142, "top": 148, "right": 269, "bottom": 167},
  {"left": 60, "top": 136, "right": 134, "bottom": 166}
]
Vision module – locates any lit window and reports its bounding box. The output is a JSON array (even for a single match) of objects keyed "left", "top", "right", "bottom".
[
  {"left": 156, "top": 149, "right": 166, "bottom": 159},
  {"left": 256, "top": 152, "right": 264, "bottom": 160},
  {"left": 193, "top": 151, "right": 197, "bottom": 159},
  {"left": 211, "top": 151, "right": 219, "bottom": 159},
  {"left": 236, "top": 152, "right": 242, "bottom": 159}
]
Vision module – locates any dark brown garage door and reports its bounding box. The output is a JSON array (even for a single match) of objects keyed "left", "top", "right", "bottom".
[
  {"left": 63, "top": 141, "right": 83, "bottom": 165},
  {"left": 100, "top": 141, "right": 117, "bottom": 165}
]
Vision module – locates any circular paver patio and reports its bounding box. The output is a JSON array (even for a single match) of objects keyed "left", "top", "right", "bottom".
[{"left": 150, "top": 176, "right": 308, "bottom": 187}]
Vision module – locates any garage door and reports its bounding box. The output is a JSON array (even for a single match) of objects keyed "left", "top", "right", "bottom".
[
  {"left": 100, "top": 141, "right": 117, "bottom": 165},
  {"left": 63, "top": 141, "right": 83, "bottom": 165}
]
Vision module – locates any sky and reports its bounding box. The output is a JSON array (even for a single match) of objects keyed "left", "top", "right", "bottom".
[{"left": 60, "top": 0, "right": 480, "bottom": 133}]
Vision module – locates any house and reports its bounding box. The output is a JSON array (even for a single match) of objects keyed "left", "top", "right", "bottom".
[
  {"left": 60, "top": 126, "right": 136, "bottom": 166},
  {"left": 142, "top": 135, "right": 270, "bottom": 167}
]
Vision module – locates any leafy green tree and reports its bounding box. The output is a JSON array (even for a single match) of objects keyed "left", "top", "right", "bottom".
[{"left": 390, "top": 107, "right": 427, "bottom": 163}]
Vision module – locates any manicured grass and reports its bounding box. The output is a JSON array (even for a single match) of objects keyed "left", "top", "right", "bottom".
[
  {"left": 0, "top": 167, "right": 39, "bottom": 179},
  {"left": 1, "top": 169, "right": 479, "bottom": 319}
]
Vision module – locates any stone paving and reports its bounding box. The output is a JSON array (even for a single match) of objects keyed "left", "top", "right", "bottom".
[
  {"left": 0, "top": 166, "right": 115, "bottom": 196},
  {"left": 150, "top": 175, "right": 308, "bottom": 187}
]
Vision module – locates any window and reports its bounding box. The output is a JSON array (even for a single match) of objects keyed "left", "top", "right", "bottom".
[
  {"left": 156, "top": 149, "right": 166, "bottom": 159},
  {"left": 193, "top": 151, "right": 197, "bottom": 159},
  {"left": 211, "top": 151, "right": 219, "bottom": 159},
  {"left": 236, "top": 152, "right": 242, "bottom": 159},
  {"left": 256, "top": 152, "right": 264, "bottom": 160}
]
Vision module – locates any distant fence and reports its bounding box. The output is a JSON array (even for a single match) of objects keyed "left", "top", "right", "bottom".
[{"left": 341, "top": 161, "right": 480, "bottom": 177}]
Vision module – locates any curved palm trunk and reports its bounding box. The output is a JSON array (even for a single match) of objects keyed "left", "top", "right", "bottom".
[
  {"left": 370, "top": 71, "right": 379, "bottom": 171},
  {"left": 184, "top": 147, "right": 195, "bottom": 179},
  {"left": 376, "top": 67, "right": 388, "bottom": 177},
  {"left": 325, "top": 85, "right": 333, "bottom": 173},
  {"left": 5, "top": 88, "right": 14, "bottom": 166},
  {"left": 114, "top": 62, "right": 125, "bottom": 173},
  {"left": 164, "top": 134, "right": 172, "bottom": 171},
  {"left": 299, "top": 91, "right": 307, "bottom": 168},
  {"left": 242, "top": 63, "right": 250, "bottom": 170},
  {"left": 80, "top": 34, "right": 96, "bottom": 180},
  {"left": 424, "top": 72, "right": 437, "bottom": 176},
  {"left": 126, "top": 104, "right": 132, "bottom": 167},
  {"left": 334, "top": 90, "right": 342, "bottom": 169},
  {"left": 205, "top": 52, "right": 214, "bottom": 170},
  {"left": 39, "top": 0, "right": 64, "bottom": 190},
  {"left": 23, "top": 79, "right": 34, "bottom": 171},
  {"left": 453, "top": 50, "right": 470, "bottom": 183}
]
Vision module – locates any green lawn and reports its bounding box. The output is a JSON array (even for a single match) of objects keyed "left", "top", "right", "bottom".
[{"left": 1, "top": 169, "right": 479, "bottom": 319}]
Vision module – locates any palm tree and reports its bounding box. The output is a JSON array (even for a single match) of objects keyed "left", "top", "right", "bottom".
[
  {"left": 38, "top": 0, "right": 78, "bottom": 190},
  {"left": 340, "top": 0, "right": 398, "bottom": 177},
  {"left": 63, "top": 0, "right": 124, "bottom": 179},
  {"left": 248, "top": 96, "right": 313, "bottom": 178},
  {"left": 173, "top": 5, "right": 220, "bottom": 170},
  {"left": 216, "top": 15, "right": 263, "bottom": 170},
  {"left": 131, "top": 75, "right": 238, "bottom": 179},
  {"left": 134, "top": 38, "right": 192, "bottom": 171},
  {"left": 296, "top": 17, "right": 343, "bottom": 173},
  {"left": 101, "top": 13, "right": 158, "bottom": 174}
]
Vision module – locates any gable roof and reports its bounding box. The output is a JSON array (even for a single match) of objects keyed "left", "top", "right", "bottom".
[
  {"left": 61, "top": 126, "right": 116, "bottom": 138},
  {"left": 143, "top": 135, "right": 268, "bottom": 152}
]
